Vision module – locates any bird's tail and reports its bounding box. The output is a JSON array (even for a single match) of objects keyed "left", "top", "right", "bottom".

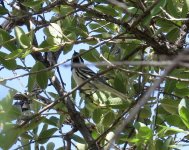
[
  {"left": 107, "top": 86, "right": 132, "bottom": 103},
  {"left": 97, "top": 82, "right": 132, "bottom": 103}
]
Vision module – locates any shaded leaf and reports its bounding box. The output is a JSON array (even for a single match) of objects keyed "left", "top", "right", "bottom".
[
  {"left": 72, "top": 134, "right": 86, "bottom": 144},
  {"left": 95, "top": 5, "right": 119, "bottom": 17},
  {"left": 161, "top": 99, "right": 179, "bottom": 115},
  {"left": 0, "top": 6, "right": 8, "bottom": 15},
  {"left": 0, "top": 29, "right": 17, "bottom": 52},
  {"left": 38, "top": 128, "right": 57, "bottom": 144},
  {"left": 102, "top": 110, "right": 115, "bottom": 127},
  {"left": 47, "top": 142, "right": 55, "bottom": 150},
  {"left": 36, "top": 62, "right": 48, "bottom": 89},
  {"left": 0, "top": 52, "right": 17, "bottom": 70},
  {"left": 151, "top": 0, "right": 167, "bottom": 16}
]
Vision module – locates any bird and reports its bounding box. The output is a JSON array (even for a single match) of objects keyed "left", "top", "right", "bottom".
[{"left": 71, "top": 51, "right": 132, "bottom": 103}]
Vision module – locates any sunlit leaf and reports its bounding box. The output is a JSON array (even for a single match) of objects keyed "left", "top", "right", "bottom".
[
  {"left": 15, "top": 26, "right": 31, "bottom": 48},
  {"left": 178, "top": 99, "right": 189, "bottom": 129},
  {"left": 185, "top": 0, "right": 189, "bottom": 10}
]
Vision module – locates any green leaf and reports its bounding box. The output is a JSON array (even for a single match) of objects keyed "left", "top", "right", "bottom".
[
  {"left": 162, "top": 136, "right": 173, "bottom": 150},
  {"left": 156, "top": 18, "right": 176, "bottom": 32},
  {"left": 165, "top": 115, "right": 184, "bottom": 128},
  {"left": 5, "top": 49, "right": 23, "bottom": 60},
  {"left": 46, "top": 142, "right": 55, "bottom": 150},
  {"left": 62, "top": 44, "right": 73, "bottom": 54},
  {"left": 102, "top": 110, "right": 115, "bottom": 127},
  {"left": 113, "top": 72, "right": 126, "bottom": 93},
  {"left": 38, "top": 128, "right": 57, "bottom": 144},
  {"left": 28, "top": 63, "right": 38, "bottom": 92},
  {"left": 22, "top": 0, "right": 44, "bottom": 7},
  {"left": 67, "top": 32, "right": 77, "bottom": 41},
  {"left": 141, "top": 14, "right": 152, "bottom": 26},
  {"left": 0, "top": 91, "right": 20, "bottom": 122},
  {"left": 176, "top": 81, "right": 188, "bottom": 89},
  {"left": 181, "top": 1, "right": 188, "bottom": 18},
  {"left": 0, "top": 52, "right": 17, "bottom": 70},
  {"left": 0, "top": 6, "right": 8, "bottom": 15},
  {"left": 157, "top": 125, "right": 188, "bottom": 138},
  {"left": 14, "top": 26, "right": 31, "bottom": 48},
  {"left": 79, "top": 49, "right": 100, "bottom": 62},
  {"left": 0, "top": 28, "right": 17, "bottom": 52},
  {"left": 0, "top": 126, "right": 20, "bottom": 149},
  {"left": 3, "top": 106, "right": 21, "bottom": 121},
  {"left": 41, "top": 124, "right": 48, "bottom": 133},
  {"left": 175, "top": 88, "right": 189, "bottom": 96},
  {"left": 164, "top": 79, "right": 177, "bottom": 93},
  {"left": 139, "top": 107, "right": 151, "bottom": 119},
  {"left": 89, "top": 23, "right": 107, "bottom": 33},
  {"left": 20, "top": 132, "right": 33, "bottom": 140},
  {"left": 0, "top": 90, "right": 16, "bottom": 110},
  {"left": 130, "top": 122, "right": 152, "bottom": 144},
  {"left": 72, "top": 134, "right": 86, "bottom": 144},
  {"left": 43, "top": 116, "right": 59, "bottom": 127},
  {"left": 92, "top": 108, "right": 102, "bottom": 124},
  {"left": 36, "top": 62, "right": 48, "bottom": 89},
  {"left": 46, "top": 23, "right": 63, "bottom": 42},
  {"left": 76, "top": 26, "right": 89, "bottom": 38},
  {"left": 166, "top": 28, "right": 179, "bottom": 42},
  {"left": 185, "top": 0, "right": 189, "bottom": 10},
  {"left": 151, "top": 0, "right": 167, "bottom": 16},
  {"left": 20, "top": 134, "right": 32, "bottom": 150},
  {"left": 59, "top": 5, "right": 73, "bottom": 15},
  {"left": 95, "top": 5, "right": 119, "bottom": 17},
  {"left": 127, "top": 7, "right": 138, "bottom": 14},
  {"left": 161, "top": 99, "right": 179, "bottom": 115},
  {"left": 167, "top": 0, "right": 179, "bottom": 18},
  {"left": 178, "top": 99, "right": 189, "bottom": 128}
]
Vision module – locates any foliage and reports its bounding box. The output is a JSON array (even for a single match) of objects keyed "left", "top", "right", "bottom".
[{"left": 0, "top": 0, "right": 189, "bottom": 149}]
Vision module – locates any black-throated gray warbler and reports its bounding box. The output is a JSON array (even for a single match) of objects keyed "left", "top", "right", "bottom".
[{"left": 71, "top": 52, "right": 131, "bottom": 103}]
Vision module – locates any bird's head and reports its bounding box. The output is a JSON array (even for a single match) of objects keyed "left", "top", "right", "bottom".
[{"left": 71, "top": 51, "right": 84, "bottom": 70}]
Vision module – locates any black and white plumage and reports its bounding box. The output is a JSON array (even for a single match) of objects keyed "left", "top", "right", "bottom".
[{"left": 71, "top": 52, "right": 131, "bottom": 103}]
